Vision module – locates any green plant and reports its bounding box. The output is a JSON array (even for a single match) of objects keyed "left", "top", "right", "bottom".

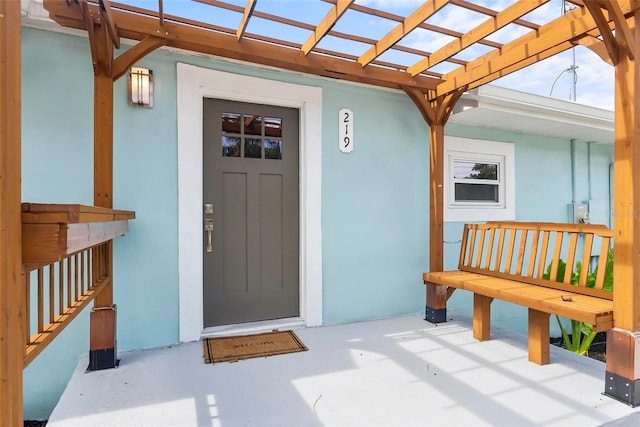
[
  {"left": 554, "top": 315, "right": 597, "bottom": 356},
  {"left": 543, "top": 249, "right": 613, "bottom": 356}
]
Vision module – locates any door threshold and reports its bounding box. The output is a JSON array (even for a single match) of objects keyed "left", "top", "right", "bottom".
[{"left": 201, "top": 317, "right": 305, "bottom": 338}]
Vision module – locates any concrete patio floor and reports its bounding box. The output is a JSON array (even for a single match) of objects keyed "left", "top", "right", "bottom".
[{"left": 48, "top": 314, "right": 640, "bottom": 426}]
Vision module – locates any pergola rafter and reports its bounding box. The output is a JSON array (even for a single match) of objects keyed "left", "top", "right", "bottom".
[
  {"left": 236, "top": 0, "right": 256, "bottom": 41},
  {"left": 407, "top": 0, "right": 549, "bottom": 76},
  {"left": 357, "top": 0, "right": 450, "bottom": 67}
]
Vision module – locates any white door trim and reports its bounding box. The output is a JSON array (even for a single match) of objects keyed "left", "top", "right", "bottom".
[{"left": 177, "top": 63, "right": 323, "bottom": 342}]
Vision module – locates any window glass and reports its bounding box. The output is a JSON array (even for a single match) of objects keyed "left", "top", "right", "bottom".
[
  {"left": 244, "top": 115, "right": 263, "bottom": 136},
  {"left": 222, "top": 112, "right": 241, "bottom": 134},
  {"left": 245, "top": 138, "right": 262, "bottom": 158},
  {"left": 265, "top": 140, "right": 283, "bottom": 160},
  {"left": 222, "top": 136, "right": 241, "bottom": 157},
  {"left": 454, "top": 161, "right": 498, "bottom": 180}
]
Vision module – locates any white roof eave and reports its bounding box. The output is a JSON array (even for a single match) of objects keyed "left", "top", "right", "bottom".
[{"left": 450, "top": 85, "right": 614, "bottom": 145}]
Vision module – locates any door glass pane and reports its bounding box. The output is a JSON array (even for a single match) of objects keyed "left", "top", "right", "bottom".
[
  {"left": 244, "top": 115, "right": 263, "bottom": 136},
  {"left": 454, "top": 161, "right": 498, "bottom": 180},
  {"left": 245, "top": 138, "right": 262, "bottom": 158},
  {"left": 265, "top": 139, "right": 282, "bottom": 160},
  {"left": 455, "top": 183, "right": 499, "bottom": 202},
  {"left": 222, "top": 136, "right": 241, "bottom": 157},
  {"left": 265, "top": 117, "right": 282, "bottom": 138},
  {"left": 222, "top": 112, "right": 241, "bottom": 134}
]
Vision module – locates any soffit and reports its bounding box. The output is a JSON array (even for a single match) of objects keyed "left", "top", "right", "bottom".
[{"left": 451, "top": 85, "right": 614, "bottom": 144}]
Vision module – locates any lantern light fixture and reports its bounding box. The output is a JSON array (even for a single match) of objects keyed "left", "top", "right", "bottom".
[{"left": 128, "top": 67, "right": 153, "bottom": 107}]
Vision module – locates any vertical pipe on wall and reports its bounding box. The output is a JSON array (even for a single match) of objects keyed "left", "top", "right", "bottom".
[
  {"left": 570, "top": 138, "right": 577, "bottom": 203},
  {"left": 587, "top": 141, "right": 593, "bottom": 201}
]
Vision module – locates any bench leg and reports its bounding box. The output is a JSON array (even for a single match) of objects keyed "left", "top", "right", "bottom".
[
  {"left": 528, "top": 309, "right": 550, "bottom": 365},
  {"left": 473, "top": 294, "right": 492, "bottom": 341}
]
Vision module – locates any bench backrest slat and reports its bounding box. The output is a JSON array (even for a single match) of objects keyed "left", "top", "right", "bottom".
[
  {"left": 505, "top": 228, "right": 517, "bottom": 273},
  {"left": 595, "top": 235, "right": 612, "bottom": 289},
  {"left": 459, "top": 222, "right": 613, "bottom": 300},
  {"left": 564, "top": 232, "right": 579, "bottom": 284},
  {"left": 579, "top": 233, "right": 594, "bottom": 287},
  {"left": 536, "top": 230, "right": 550, "bottom": 279},
  {"left": 515, "top": 229, "right": 527, "bottom": 275},
  {"left": 526, "top": 230, "right": 540, "bottom": 278},
  {"left": 484, "top": 228, "right": 495, "bottom": 270},
  {"left": 550, "top": 231, "right": 563, "bottom": 284}
]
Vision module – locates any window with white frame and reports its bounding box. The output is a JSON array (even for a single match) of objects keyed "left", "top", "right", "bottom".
[{"left": 444, "top": 137, "right": 515, "bottom": 222}]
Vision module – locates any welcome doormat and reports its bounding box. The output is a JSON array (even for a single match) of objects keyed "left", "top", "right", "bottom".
[{"left": 203, "top": 330, "right": 308, "bottom": 364}]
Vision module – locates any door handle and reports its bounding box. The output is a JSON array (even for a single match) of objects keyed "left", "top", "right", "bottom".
[{"left": 204, "top": 219, "right": 214, "bottom": 253}]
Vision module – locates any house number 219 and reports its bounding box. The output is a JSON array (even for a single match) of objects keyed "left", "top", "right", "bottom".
[{"left": 339, "top": 108, "right": 353, "bottom": 153}]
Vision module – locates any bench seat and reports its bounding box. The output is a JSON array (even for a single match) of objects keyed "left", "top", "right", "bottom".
[
  {"left": 423, "top": 222, "right": 614, "bottom": 365},
  {"left": 423, "top": 271, "right": 613, "bottom": 331}
]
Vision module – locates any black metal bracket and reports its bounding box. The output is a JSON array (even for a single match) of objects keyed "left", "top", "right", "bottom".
[
  {"left": 88, "top": 345, "right": 119, "bottom": 372},
  {"left": 604, "top": 371, "right": 640, "bottom": 407},
  {"left": 425, "top": 306, "right": 447, "bottom": 324}
]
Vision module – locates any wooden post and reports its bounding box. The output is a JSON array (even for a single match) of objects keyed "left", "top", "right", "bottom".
[
  {"left": 606, "top": 3, "right": 640, "bottom": 406},
  {"left": 426, "top": 122, "right": 448, "bottom": 322},
  {"left": 404, "top": 87, "right": 465, "bottom": 323},
  {"left": 89, "top": 24, "right": 118, "bottom": 370},
  {"left": 0, "top": 0, "right": 25, "bottom": 424},
  {"left": 528, "top": 309, "right": 550, "bottom": 365}
]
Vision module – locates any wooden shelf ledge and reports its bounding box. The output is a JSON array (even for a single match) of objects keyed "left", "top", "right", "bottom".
[{"left": 22, "top": 203, "right": 136, "bottom": 265}]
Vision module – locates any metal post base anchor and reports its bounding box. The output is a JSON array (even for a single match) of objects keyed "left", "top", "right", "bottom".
[
  {"left": 604, "top": 371, "right": 640, "bottom": 407},
  {"left": 88, "top": 348, "right": 120, "bottom": 371},
  {"left": 425, "top": 306, "right": 447, "bottom": 324}
]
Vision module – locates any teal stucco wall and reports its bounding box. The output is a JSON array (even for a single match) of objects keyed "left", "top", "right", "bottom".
[{"left": 20, "top": 27, "right": 613, "bottom": 419}]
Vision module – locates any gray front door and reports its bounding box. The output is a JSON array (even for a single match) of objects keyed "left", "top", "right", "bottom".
[{"left": 203, "top": 98, "right": 300, "bottom": 327}]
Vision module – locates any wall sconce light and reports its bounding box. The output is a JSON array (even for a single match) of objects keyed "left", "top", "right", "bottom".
[{"left": 128, "top": 67, "right": 153, "bottom": 107}]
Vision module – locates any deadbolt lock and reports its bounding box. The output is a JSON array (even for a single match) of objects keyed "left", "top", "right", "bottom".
[{"left": 204, "top": 219, "right": 214, "bottom": 253}]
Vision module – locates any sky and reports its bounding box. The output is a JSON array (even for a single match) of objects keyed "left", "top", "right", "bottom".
[{"left": 119, "top": 0, "right": 616, "bottom": 110}]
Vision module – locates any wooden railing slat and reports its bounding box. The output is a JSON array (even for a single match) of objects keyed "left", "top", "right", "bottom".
[
  {"left": 48, "top": 265, "right": 54, "bottom": 324},
  {"left": 37, "top": 268, "right": 43, "bottom": 334}
]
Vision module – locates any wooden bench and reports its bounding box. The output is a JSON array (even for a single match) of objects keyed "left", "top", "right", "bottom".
[{"left": 423, "top": 221, "right": 614, "bottom": 365}]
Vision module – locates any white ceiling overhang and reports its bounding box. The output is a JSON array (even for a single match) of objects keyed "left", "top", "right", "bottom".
[{"left": 450, "top": 85, "right": 614, "bottom": 145}]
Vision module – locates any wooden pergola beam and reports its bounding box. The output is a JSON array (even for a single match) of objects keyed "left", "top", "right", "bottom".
[
  {"left": 44, "top": 0, "right": 441, "bottom": 91},
  {"left": 437, "top": 0, "right": 638, "bottom": 98},
  {"left": 407, "top": 0, "right": 549, "bottom": 76},
  {"left": 302, "top": 0, "right": 354, "bottom": 55},
  {"left": 584, "top": 1, "right": 621, "bottom": 65},
  {"left": 236, "top": 0, "right": 256, "bottom": 41},
  {"left": 358, "top": 0, "right": 449, "bottom": 67},
  {"left": 112, "top": 36, "right": 167, "bottom": 80},
  {"left": 0, "top": 0, "right": 24, "bottom": 424},
  {"left": 600, "top": 0, "right": 635, "bottom": 60},
  {"left": 576, "top": 34, "right": 614, "bottom": 65}
]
